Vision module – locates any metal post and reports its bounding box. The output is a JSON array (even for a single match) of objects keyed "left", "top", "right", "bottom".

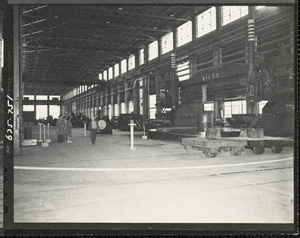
[
  {"left": 46, "top": 123, "right": 51, "bottom": 143},
  {"left": 129, "top": 119, "right": 136, "bottom": 150},
  {"left": 84, "top": 122, "right": 87, "bottom": 137},
  {"left": 247, "top": 6, "right": 257, "bottom": 114},
  {"left": 41, "top": 124, "right": 49, "bottom": 147},
  {"left": 38, "top": 123, "right": 43, "bottom": 143},
  {"left": 43, "top": 124, "right": 46, "bottom": 142}
]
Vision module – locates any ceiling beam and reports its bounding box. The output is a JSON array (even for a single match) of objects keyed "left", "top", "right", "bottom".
[{"left": 79, "top": 6, "right": 189, "bottom": 22}]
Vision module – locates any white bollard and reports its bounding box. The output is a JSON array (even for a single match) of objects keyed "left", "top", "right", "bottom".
[
  {"left": 41, "top": 124, "right": 49, "bottom": 147},
  {"left": 142, "top": 122, "right": 147, "bottom": 139},
  {"left": 38, "top": 123, "right": 43, "bottom": 143},
  {"left": 129, "top": 119, "right": 136, "bottom": 150},
  {"left": 84, "top": 122, "right": 87, "bottom": 137},
  {"left": 46, "top": 123, "right": 51, "bottom": 143}
]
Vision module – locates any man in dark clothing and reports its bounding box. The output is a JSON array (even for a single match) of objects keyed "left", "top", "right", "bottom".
[{"left": 90, "top": 116, "right": 99, "bottom": 145}]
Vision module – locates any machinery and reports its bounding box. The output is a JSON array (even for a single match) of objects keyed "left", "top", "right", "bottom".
[{"left": 97, "top": 116, "right": 113, "bottom": 135}]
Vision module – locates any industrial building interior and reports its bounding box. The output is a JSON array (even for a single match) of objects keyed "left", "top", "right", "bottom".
[{"left": 1, "top": 3, "right": 296, "bottom": 233}]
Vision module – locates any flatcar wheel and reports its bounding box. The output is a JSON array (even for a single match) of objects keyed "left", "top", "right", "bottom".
[
  {"left": 229, "top": 147, "right": 242, "bottom": 156},
  {"left": 271, "top": 144, "right": 283, "bottom": 153},
  {"left": 253, "top": 146, "right": 265, "bottom": 155},
  {"left": 203, "top": 148, "right": 218, "bottom": 158}
]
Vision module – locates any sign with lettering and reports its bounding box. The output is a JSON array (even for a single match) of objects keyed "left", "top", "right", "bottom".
[{"left": 197, "top": 64, "right": 247, "bottom": 83}]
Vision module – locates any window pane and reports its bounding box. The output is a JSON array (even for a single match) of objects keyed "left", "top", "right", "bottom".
[
  {"left": 149, "top": 94, "right": 156, "bottom": 108},
  {"left": 49, "top": 105, "right": 60, "bottom": 119},
  {"left": 139, "top": 49, "right": 145, "bottom": 65},
  {"left": 196, "top": 7, "right": 216, "bottom": 38},
  {"left": 23, "top": 105, "right": 34, "bottom": 111},
  {"left": 121, "top": 59, "right": 127, "bottom": 74},
  {"left": 49, "top": 95, "right": 60, "bottom": 100},
  {"left": 121, "top": 102, "right": 126, "bottom": 113},
  {"left": 114, "top": 104, "right": 119, "bottom": 116},
  {"left": 177, "top": 21, "right": 192, "bottom": 47},
  {"left": 36, "top": 95, "right": 48, "bottom": 100},
  {"left": 23, "top": 95, "right": 35, "bottom": 100},
  {"left": 128, "top": 101, "right": 133, "bottom": 113},
  {"left": 108, "top": 104, "right": 112, "bottom": 119},
  {"left": 114, "top": 64, "right": 119, "bottom": 77},
  {"left": 128, "top": 55, "right": 135, "bottom": 70},
  {"left": 176, "top": 60, "right": 190, "bottom": 81},
  {"left": 148, "top": 41, "right": 158, "bottom": 61},
  {"left": 222, "top": 6, "right": 248, "bottom": 26},
  {"left": 36, "top": 105, "right": 47, "bottom": 119},
  {"left": 99, "top": 73, "right": 103, "bottom": 80},
  {"left": 161, "top": 32, "right": 174, "bottom": 54},
  {"left": 224, "top": 101, "right": 232, "bottom": 118},
  {"left": 139, "top": 78, "right": 143, "bottom": 115},
  {"left": 103, "top": 70, "right": 107, "bottom": 80},
  {"left": 108, "top": 67, "right": 113, "bottom": 79},
  {"left": 204, "top": 103, "right": 214, "bottom": 111}
]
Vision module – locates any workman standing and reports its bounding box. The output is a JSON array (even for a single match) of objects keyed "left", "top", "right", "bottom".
[
  {"left": 90, "top": 116, "right": 100, "bottom": 145},
  {"left": 56, "top": 115, "right": 66, "bottom": 142}
]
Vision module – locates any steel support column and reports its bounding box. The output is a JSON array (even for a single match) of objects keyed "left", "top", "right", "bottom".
[
  {"left": 117, "top": 84, "right": 121, "bottom": 116},
  {"left": 111, "top": 87, "right": 114, "bottom": 117},
  {"left": 124, "top": 80, "right": 129, "bottom": 113}
]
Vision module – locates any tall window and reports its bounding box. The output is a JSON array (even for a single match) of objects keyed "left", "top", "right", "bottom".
[
  {"left": 139, "top": 78, "right": 143, "bottom": 115},
  {"left": 148, "top": 40, "right": 158, "bottom": 61},
  {"left": 99, "top": 73, "right": 103, "bottom": 80},
  {"left": 128, "top": 54, "right": 135, "bottom": 70},
  {"left": 121, "top": 102, "right": 126, "bottom": 113},
  {"left": 36, "top": 105, "right": 48, "bottom": 119},
  {"left": 108, "top": 67, "right": 113, "bottom": 80},
  {"left": 128, "top": 101, "right": 133, "bottom": 113},
  {"left": 139, "top": 49, "right": 145, "bottom": 65},
  {"left": 149, "top": 94, "right": 156, "bottom": 119},
  {"left": 161, "top": 32, "right": 174, "bottom": 55},
  {"left": 121, "top": 59, "right": 127, "bottom": 74},
  {"left": 196, "top": 7, "right": 216, "bottom": 38},
  {"left": 108, "top": 104, "right": 112, "bottom": 119},
  {"left": 103, "top": 70, "right": 107, "bottom": 81},
  {"left": 49, "top": 105, "right": 60, "bottom": 119},
  {"left": 114, "top": 63, "right": 119, "bottom": 77},
  {"left": 114, "top": 104, "right": 119, "bottom": 116},
  {"left": 224, "top": 100, "right": 247, "bottom": 118},
  {"left": 222, "top": 6, "right": 248, "bottom": 26},
  {"left": 176, "top": 21, "right": 192, "bottom": 47},
  {"left": 176, "top": 60, "right": 190, "bottom": 81}
]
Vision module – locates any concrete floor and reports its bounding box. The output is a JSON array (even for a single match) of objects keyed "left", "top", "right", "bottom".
[{"left": 14, "top": 127, "right": 294, "bottom": 223}]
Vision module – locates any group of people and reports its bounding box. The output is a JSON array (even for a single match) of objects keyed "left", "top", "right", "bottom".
[
  {"left": 56, "top": 114, "right": 101, "bottom": 145},
  {"left": 56, "top": 115, "right": 73, "bottom": 143}
]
